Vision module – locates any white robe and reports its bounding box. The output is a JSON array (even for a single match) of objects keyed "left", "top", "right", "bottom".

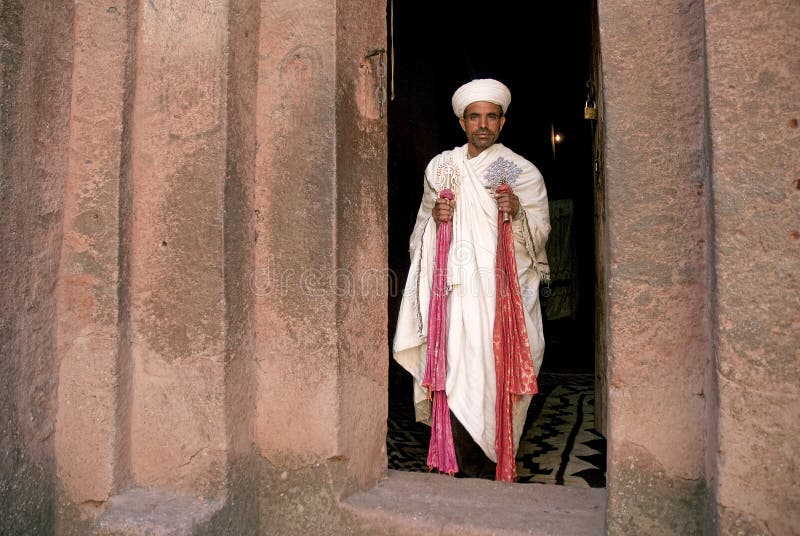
[{"left": 393, "top": 143, "right": 551, "bottom": 461}]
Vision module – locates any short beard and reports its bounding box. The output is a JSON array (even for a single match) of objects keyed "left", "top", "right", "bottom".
[{"left": 468, "top": 129, "right": 498, "bottom": 149}]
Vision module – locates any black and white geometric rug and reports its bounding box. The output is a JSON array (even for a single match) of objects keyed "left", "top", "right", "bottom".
[{"left": 387, "top": 372, "right": 606, "bottom": 488}]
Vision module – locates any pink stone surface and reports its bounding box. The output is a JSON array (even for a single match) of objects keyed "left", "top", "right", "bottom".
[
  {"left": 223, "top": 0, "right": 261, "bottom": 464},
  {"left": 598, "top": 0, "right": 710, "bottom": 531},
  {"left": 0, "top": 1, "right": 74, "bottom": 532},
  {"left": 251, "top": 0, "right": 388, "bottom": 492},
  {"left": 93, "top": 487, "right": 222, "bottom": 536},
  {"left": 344, "top": 470, "right": 606, "bottom": 535},
  {"left": 253, "top": 0, "right": 340, "bottom": 467},
  {"left": 55, "top": 0, "right": 131, "bottom": 504},
  {"left": 333, "top": 0, "right": 390, "bottom": 489},
  {"left": 705, "top": 0, "right": 800, "bottom": 532},
  {"left": 128, "top": 0, "right": 229, "bottom": 497}
]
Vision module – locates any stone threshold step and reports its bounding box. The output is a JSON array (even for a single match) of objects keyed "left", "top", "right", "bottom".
[
  {"left": 92, "top": 487, "right": 223, "bottom": 536},
  {"left": 342, "top": 470, "right": 606, "bottom": 536}
]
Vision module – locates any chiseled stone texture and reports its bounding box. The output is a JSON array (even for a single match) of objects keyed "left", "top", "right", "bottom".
[
  {"left": 598, "top": 0, "right": 710, "bottom": 532},
  {"left": 92, "top": 488, "right": 222, "bottom": 536},
  {"left": 252, "top": 0, "right": 389, "bottom": 531},
  {"left": 0, "top": 1, "right": 74, "bottom": 534},
  {"left": 253, "top": 0, "right": 388, "bottom": 493},
  {"left": 194, "top": 454, "right": 261, "bottom": 536},
  {"left": 257, "top": 457, "right": 356, "bottom": 536},
  {"left": 254, "top": 0, "right": 341, "bottom": 468},
  {"left": 55, "top": 0, "right": 134, "bottom": 506},
  {"left": 609, "top": 441, "right": 704, "bottom": 535},
  {"left": 343, "top": 470, "right": 606, "bottom": 536},
  {"left": 128, "top": 0, "right": 230, "bottom": 497},
  {"left": 333, "top": 0, "right": 390, "bottom": 490},
  {"left": 222, "top": 0, "right": 260, "bottom": 466},
  {"left": 705, "top": 0, "right": 800, "bottom": 533}
]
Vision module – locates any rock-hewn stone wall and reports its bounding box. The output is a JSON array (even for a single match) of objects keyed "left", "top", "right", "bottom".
[
  {"left": 2, "top": 1, "right": 796, "bottom": 534},
  {"left": 599, "top": 0, "right": 711, "bottom": 532},
  {"left": 0, "top": 2, "right": 74, "bottom": 534},
  {"left": 705, "top": 1, "right": 800, "bottom": 533}
]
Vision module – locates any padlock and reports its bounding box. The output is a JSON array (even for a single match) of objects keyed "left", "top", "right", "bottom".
[{"left": 584, "top": 99, "right": 598, "bottom": 120}]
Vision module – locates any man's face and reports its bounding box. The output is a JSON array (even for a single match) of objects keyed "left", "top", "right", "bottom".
[{"left": 459, "top": 101, "right": 506, "bottom": 155}]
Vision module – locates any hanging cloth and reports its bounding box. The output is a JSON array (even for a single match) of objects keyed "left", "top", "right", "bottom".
[
  {"left": 421, "top": 188, "right": 459, "bottom": 475},
  {"left": 493, "top": 183, "right": 539, "bottom": 481}
]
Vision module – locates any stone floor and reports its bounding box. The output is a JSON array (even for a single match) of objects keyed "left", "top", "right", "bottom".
[{"left": 387, "top": 371, "right": 606, "bottom": 487}]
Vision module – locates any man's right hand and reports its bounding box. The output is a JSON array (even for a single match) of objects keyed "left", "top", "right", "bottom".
[{"left": 432, "top": 197, "right": 454, "bottom": 223}]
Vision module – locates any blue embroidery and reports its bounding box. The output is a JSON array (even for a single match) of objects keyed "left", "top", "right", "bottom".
[{"left": 484, "top": 157, "right": 522, "bottom": 191}]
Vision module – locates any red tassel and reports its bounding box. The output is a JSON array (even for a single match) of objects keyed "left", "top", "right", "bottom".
[
  {"left": 422, "top": 188, "right": 458, "bottom": 475},
  {"left": 493, "top": 183, "right": 538, "bottom": 482}
]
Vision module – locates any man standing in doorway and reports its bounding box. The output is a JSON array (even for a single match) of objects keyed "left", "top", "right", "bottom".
[{"left": 393, "top": 78, "right": 551, "bottom": 479}]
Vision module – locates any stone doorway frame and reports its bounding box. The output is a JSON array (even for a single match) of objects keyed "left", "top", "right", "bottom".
[
  {"left": 356, "top": 0, "right": 713, "bottom": 532},
  {"left": 383, "top": 0, "right": 606, "bottom": 495}
]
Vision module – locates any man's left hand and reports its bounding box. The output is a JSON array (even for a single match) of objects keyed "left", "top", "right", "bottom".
[{"left": 495, "top": 190, "right": 520, "bottom": 219}]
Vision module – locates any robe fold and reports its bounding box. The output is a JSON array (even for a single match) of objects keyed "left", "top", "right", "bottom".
[{"left": 393, "top": 143, "right": 550, "bottom": 462}]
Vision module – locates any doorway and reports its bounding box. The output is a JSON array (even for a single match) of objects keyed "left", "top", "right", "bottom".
[{"left": 386, "top": 0, "right": 604, "bottom": 486}]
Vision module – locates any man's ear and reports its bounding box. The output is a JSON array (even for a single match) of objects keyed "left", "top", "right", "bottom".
[
  {"left": 459, "top": 117, "right": 466, "bottom": 132},
  {"left": 499, "top": 115, "right": 506, "bottom": 131}
]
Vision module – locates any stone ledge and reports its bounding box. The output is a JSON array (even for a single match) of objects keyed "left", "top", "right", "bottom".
[
  {"left": 92, "top": 488, "right": 223, "bottom": 536},
  {"left": 342, "top": 470, "right": 606, "bottom": 536}
]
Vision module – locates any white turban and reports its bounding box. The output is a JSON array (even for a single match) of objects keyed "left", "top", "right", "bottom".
[{"left": 451, "top": 78, "right": 511, "bottom": 118}]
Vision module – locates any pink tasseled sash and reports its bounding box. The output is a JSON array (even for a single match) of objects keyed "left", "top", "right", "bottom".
[
  {"left": 493, "top": 183, "right": 539, "bottom": 482},
  {"left": 422, "top": 188, "right": 459, "bottom": 475}
]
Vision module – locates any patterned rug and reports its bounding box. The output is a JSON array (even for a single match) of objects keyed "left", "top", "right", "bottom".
[{"left": 387, "top": 372, "right": 606, "bottom": 488}]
